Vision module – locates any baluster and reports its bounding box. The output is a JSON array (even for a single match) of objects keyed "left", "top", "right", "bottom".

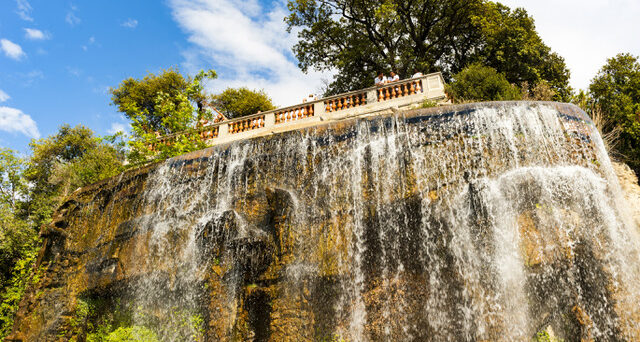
[
  {"left": 325, "top": 101, "right": 331, "bottom": 112},
  {"left": 286, "top": 110, "right": 291, "bottom": 121},
  {"left": 409, "top": 82, "right": 415, "bottom": 95},
  {"left": 391, "top": 86, "right": 396, "bottom": 98},
  {"left": 331, "top": 100, "right": 337, "bottom": 112},
  {"left": 338, "top": 98, "right": 344, "bottom": 110},
  {"left": 378, "top": 89, "right": 383, "bottom": 101},
  {"left": 297, "top": 108, "right": 303, "bottom": 119},
  {"left": 302, "top": 106, "right": 308, "bottom": 117},
  {"left": 260, "top": 117, "right": 265, "bottom": 127},
  {"left": 385, "top": 88, "right": 390, "bottom": 100},
  {"left": 403, "top": 83, "right": 408, "bottom": 96},
  {"left": 308, "top": 105, "right": 314, "bottom": 116},
  {"left": 414, "top": 80, "right": 422, "bottom": 93}
]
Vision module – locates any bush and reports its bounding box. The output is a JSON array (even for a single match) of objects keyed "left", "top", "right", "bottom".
[{"left": 446, "top": 64, "right": 521, "bottom": 102}]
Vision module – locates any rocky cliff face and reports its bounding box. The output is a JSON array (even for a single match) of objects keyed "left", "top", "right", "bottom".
[
  {"left": 7, "top": 102, "right": 640, "bottom": 341},
  {"left": 612, "top": 161, "right": 640, "bottom": 230}
]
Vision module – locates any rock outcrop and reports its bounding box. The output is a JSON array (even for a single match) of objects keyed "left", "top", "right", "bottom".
[{"left": 7, "top": 102, "right": 640, "bottom": 342}]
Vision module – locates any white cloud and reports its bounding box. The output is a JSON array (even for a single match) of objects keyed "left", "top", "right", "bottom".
[
  {"left": 16, "top": 0, "right": 33, "bottom": 21},
  {"left": 107, "top": 122, "right": 129, "bottom": 135},
  {"left": 0, "top": 39, "right": 26, "bottom": 60},
  {"left": 24, "top": 28, "right": 50, "bottom": 40},
  {"left": 66, "top": 5, "right": 81, "bottom": 26},
  {"left": 0, "top": 106, "right": 40, "bottom": 139},
  {"left": 121, "top": 18, "right": 138, "bottom": 29},
  {"left": 0, "top": 90, "right": 9, "bottom": 103},
  {"left": 499, "top": 0, "right": 640, "bottom": 90},
  {"left": 169, "top": 0, "right": 331, "bottom": 107}
]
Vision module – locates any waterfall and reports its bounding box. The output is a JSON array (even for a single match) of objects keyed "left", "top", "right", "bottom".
[{"left": 93, "top": 102, "right": 640, "bottom": 341}]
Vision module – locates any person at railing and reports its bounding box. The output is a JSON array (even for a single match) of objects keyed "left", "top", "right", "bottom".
[
  {"left": 374, "top": 72, "right": 386, "bottom": 86},
  {"left": 412, "top": 71, "right": 423, "bottom": 78},
  {"left": 302, "top": 94, "right": 317, "bottom": 103},
  {"left": 388, "top": 71, "right": 400, "bottom": 83}
]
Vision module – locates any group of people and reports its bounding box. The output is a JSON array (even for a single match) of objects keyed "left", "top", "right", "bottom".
[{"left": 374, "top": 70, "right": 424, "bottom": 86}]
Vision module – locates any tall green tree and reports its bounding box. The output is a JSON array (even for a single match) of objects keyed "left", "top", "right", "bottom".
[
  {"left": 25, "top": 125, "right": 125, "bottom": 228},
  {"left": 0, "top": 149, "right": 35, "bottom": 287},
  {"left": 211, "top": 87, "right": 276, "bottom": 119},
  {"left": 471, "top": 2, "right": 571, "bottom": 100},
  {"left": 285, "top": 0, "right": 570, "bottom": 99},
  {"left": 110, "top": 69, "right": 217, "bottom": 164},
  {"left": 589, "top": 53, "right": 640, "bottom": 173}
]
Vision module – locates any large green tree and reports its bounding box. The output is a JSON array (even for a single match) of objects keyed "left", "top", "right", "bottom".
[
  {"left": 25, "top": 124, "right": 125, "bottom": 227},
  {"left": 211, "top": 87, "right": 276, "bottom": 119},
  {"left": 285, "top": 0, "right": 570, "bottom": 99},
  {"left": 471, "top": 2, "right": 571, "bottom": 100},
  {"left": 110, "top": 69, "right": 217, "bottom": 164},
  {"left": 589, "top": 53, "right": 640, "bottom": 173}
]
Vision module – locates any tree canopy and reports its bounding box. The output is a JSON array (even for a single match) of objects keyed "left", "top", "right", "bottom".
[
  {"left": 211, "top": 87, "right": 276, "bottom": 119},
  {"left": 25, "top": 124, "right": 125, "bottom": 227},
  {"left": 589, "top": 53, "right": 640, "bottom": 173},
  {"left": 110, "top": 69, "right": 217, "bottom": 164},
  {"left": 285, "top": 0, "right": 570, "bottom": 99}
]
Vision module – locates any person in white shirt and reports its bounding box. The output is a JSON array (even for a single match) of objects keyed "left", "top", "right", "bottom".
[
  {"left": 412, "top": 71, "right": 423, "bottom": 78},
  {"left": 388, "top": 71, "right": 400, "bottom": 82},
  {"left": 374, "top": 72, "right": 386, "bottom": 85}
]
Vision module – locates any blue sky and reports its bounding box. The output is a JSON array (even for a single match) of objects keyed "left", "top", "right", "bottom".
[{"left": 1, "top": 0, "right": 639, "bottom": 154}]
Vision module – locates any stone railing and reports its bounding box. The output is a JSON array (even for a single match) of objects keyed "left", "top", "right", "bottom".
[{"left": 153, "top": 72, "right": 446, "bottom": 149}]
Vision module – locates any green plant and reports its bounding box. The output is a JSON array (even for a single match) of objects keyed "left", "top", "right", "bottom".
[
  {"left": 446, "top": 64, "right": 521, "bottom": 102},
  {"left": 420, "top": 99, "right": 438, "bottom": 108},
  {"left": 0, "top": 244, "right": 42, "bottom": 339}
]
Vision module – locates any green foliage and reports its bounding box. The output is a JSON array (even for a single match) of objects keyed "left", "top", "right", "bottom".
[
  {"left": 0, "top": 244, "right": 41, "bottom": 339},
  {"left": 25, "top": 124, "right": 125, "bottom": 228},
  {"left": 533, "top": 330, "right": 564, "bottom": 342},
  {"left": 285, "top": 0, "right": 570, "bottom": 97},
  {"left": 589, "top": 53, "right": 640, "bottom": 173},
  {"left": 87, "top": 326, "right": 159, "bottom": 342},
  {"left": 446, "top": 64, "right": 521, "bottom": 102},
  {"left": 470, "top": 2, "right": 571, "bottom": 100},
  {"left": 110, "top": 69, "right": 218, "bottom": 165},
  {"left": 212, "top": 87, "right": 276, "bottom": 119},
  {"left": 420, "top": 99, "right": 438, "bottom": 108}
]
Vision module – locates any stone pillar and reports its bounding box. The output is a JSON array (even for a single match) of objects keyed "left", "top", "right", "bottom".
[
  {"left": 264, "top": 112, "right": 276, "bottom": 128},
  {"left": 367, "top": 89, "right": 378, "bottom": 104},
  {"left": 313, "top": 101, "right": 325, "bottom": 118},
  {"left": 218, "top": 123, "right": 229, "bottom": 138}
]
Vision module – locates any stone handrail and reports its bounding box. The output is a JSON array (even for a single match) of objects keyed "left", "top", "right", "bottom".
[{"left": 154, "top": 72, "right": 446, "bottom": 148}]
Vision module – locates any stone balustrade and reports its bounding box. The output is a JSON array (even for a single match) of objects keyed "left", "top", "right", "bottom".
[
  {"left": 275, "top": 104, "right": 314, "bottom": 124},
  {"left": 377, "top": 78, "right": 423, "bottom": 101},
  {"left": 229, "top": 114, "right": 265, "bottom": 134},
  {"left": 324, "top": 91, "right": 368, "bottom": 113},
  {"left": 151, "top": 72, "right": 446, "bottom": 150}
]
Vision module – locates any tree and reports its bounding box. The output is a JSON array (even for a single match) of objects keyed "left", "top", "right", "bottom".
[
  {"left": 446, "top": 64, "right": 521, "bottom": 102},
  {"left": 211, "top": 87, "right": 276, "bottom": 119},
  {"left": 589, "top": 53, "right": 640, "bottom": 173},
  {"left": 110, "top": 69, "right": 217, "bottom": 164},
  {"left": 470, "top": 2, "right": 571, "bottom": 100},
  {"left": 285, "top": 0, "right": 570, "bottom": 98},
  {"left": 0, "top": 149, "right": 35, "bottom": 288},
  {"left": 24, "top": 125, "right": 125, "bottom": 228}
]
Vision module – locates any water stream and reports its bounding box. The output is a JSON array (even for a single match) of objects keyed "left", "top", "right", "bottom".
[{"left": 120, "top": 102, "right": 640, "bottom": 341}]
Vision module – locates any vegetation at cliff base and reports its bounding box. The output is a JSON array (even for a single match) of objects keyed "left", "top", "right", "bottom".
[{"left": 0, "top": 125, "right": 125, "bottom": 340}]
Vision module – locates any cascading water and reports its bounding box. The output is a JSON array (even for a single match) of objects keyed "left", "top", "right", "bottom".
[{"left": 16, "top": 102, "right": 640, "bottom": 341}]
